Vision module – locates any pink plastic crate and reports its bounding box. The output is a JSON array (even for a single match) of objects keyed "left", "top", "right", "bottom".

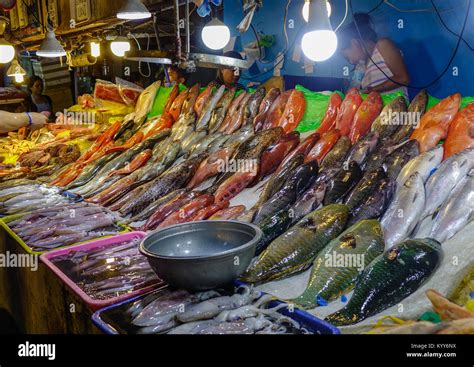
[{"left": 40, "top": 232, "right": 166, "bottom": 311}]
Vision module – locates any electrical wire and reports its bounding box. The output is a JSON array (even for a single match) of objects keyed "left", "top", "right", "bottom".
[
  {"left": 368, "top": 0, "right": 384, "bottom": 14},
  {"left": 283, "top": 0, "right": 292, "bottom": 47},
  {"left": 130, "top": 33, "right": 152, "bottom": 78},
  {"left": 349, "top": 0, "right": 471, "bottom": 89},
  {"left": 430, "top": 0, "right": 474, "bottom": 51},
  {"left": 334, "top": 0, "right": 349, "bottom": 32}
]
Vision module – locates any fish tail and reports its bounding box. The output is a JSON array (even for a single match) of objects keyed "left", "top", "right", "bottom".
[
  {"left": 324, "top": 308, "right": 357, "bottom": 326},
  {"left": 289, "top": 292, "right": 321, "bottom": 310}
]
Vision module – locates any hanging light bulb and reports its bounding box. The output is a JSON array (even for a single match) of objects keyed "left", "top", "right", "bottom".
[
  {"left": 7, "top": 59, "right": 27, "bottom": 79},
  {"left": 302, "top": 0, "right": 331, "bottom": 22},
  {"left": 37, "top": 28, "right": 67, "bottom": 58},
  {"left": 117, "top": 0, "right": 151, "bottom": 20},
  {"left": 0, "top": 17, "right": 15, "bottom": 64},
  {"left": 301, "top": 0, "right": 337, "bottom": 62},
  {"left": 90, "top": 40, "right": 101, "bottom": 58},
  {"left": 201, "top": 18, "right": 231, "bottom": 50},
  {"left": 14, "top": 74, "right": 25, "bottom": 83},
  {"left": 110, "top": 36, "right": 131, "bottom": 57}
]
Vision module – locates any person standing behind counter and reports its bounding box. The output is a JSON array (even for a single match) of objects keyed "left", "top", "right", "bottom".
[
  {"left": 24, "top": 76, "right": 53, "bottom": 116},
  {"left": 338, "top": 13, "right": 411, "bottom": 96},
  {"left": 213, "top": 51, "right": 247, "bottom": 91}
]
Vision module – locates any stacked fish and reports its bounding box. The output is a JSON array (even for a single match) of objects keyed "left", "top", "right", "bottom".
[
  {"left": 8, "top": 203, "right": 123, "bottom": 251},
  {"left": 51, "top": 237, "right": 161, "bottom": 300},
  {"left": 241, "top": 91, "right": 474, "bottom": 327},
  {"left": 0, "top": 183, "right": 80, "bottom": 217},
  {"left": 129, "top": 286, "right": 309, "bottom": 334}
]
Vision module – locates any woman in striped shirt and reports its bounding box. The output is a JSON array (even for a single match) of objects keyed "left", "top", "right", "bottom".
[{"left": 339, "top": 13, "right": 410, "bottom": 96}]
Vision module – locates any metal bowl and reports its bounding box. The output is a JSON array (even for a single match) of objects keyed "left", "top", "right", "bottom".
[{"left": 139, "top": 221, "right": 262, "bottom": 291}]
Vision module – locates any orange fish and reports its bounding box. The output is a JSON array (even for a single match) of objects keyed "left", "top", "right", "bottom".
[
  {"left": 411, "top": 93, "right": 461, "bottom": 153},
  {"left": 219, "top": 92, "right": 247, "bottom": 133},
  {"left": 194, "top": 85, "right": 213, "bottom": 118},
  {"left": 190, "top": 201, "right": 230, "bottom": 221},
  {"left": 105, "top": 131, "right": 144, "bottom": 155},
  {"left": 317, "top": 92, "right": 343, "bottom": 135},
  {"left": 263, "top": 90, "right": 292, "bottom": 130},
  {"left": 209, "top": 205, "right": 246, "bottom": 220},
  {"left": 349, "top": 91, "right": 383, "bottom": 144},
  {"left": 444, "top": 102, "right": 474, "bottom": 159},
  {"left": 278, "top": 90, "right": 307, "bottom": 133},
  {"left": 305, "top": 129, "right": 341, "bottom": 164},
  {"left": 214, "top": 171, "right": 257, "bottom": 205},
  {"left": 158, "top": 194, "right": 215, "bottom": 228},
  {"left": 164, "top": 85, "right": 180, "bottom": 114},
  {"left": 335, "top": 88, "right": 363, "bottom": 136},
  {"left": 169, "top": 89, "right": 189, "bottom": 121}
]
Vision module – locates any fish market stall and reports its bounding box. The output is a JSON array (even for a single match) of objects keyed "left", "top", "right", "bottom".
[{"left": 0, "top": 0, "right": 473, "bottom": 338}]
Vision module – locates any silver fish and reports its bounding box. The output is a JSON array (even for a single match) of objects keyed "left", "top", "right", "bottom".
[
  {"left": 422, "top": 148, "right": 474, "bottom": 218},
  {"left": 396, "top": 146, "right": 443, "bottom": 185},
  {"left": 381, "top": 172, "right": 425, "bottom": 249},
  {"left": 196, "top": 85, "right": 227, "bottom": 131},
  {"left": 429, "top": 173, "right": 474, "bottom": 242}
]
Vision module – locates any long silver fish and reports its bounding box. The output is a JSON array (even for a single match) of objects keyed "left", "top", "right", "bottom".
[
  {"left": 381, "top": 172, "right": 425, "bottom": 249},
  {"left": 422, "top": 148, "right": 474, "bottom": 218},
  {"left": 196, "top": 85, "right": 227, "bottom": 131},
  {"left": 396, "top": 145, "right": 443, "bottom": 185},
  {"left": 429, "top": 173, "right": 474, "bottom": 242}
]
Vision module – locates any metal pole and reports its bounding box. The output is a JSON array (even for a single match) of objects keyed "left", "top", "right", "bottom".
[
  {"left": 185, "top": 0, "right": 190, "bottom": 55},
  {"left": 174, "top": 0, "right": 182, "bottom": 61}
]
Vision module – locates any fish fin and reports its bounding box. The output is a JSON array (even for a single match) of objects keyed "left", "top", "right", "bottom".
[{"left": 325, "top": 309, "right": 356, "bottom": 326}]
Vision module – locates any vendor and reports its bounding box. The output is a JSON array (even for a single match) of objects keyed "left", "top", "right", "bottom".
[
  {"left": 213, "top": 51, "right": 246, "bottom": 91},
  {"left": 166, "top": 66, "right": 186, "bottom": 86},
  {"left": 25, "top": 76, "right": 53, "bottom": 115},
  {"left": 339, "top": 13, "right": 410, "bottom": 95},
  {"left": 0, "top": 111, "right": 48, "bottom": 133}
]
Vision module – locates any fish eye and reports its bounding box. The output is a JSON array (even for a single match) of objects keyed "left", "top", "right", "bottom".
[{"left": 387, "top": 248, "right": 400, "bottom": 261}]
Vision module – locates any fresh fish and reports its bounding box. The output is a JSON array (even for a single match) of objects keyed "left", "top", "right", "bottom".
[
  {"left": 251, "top": 154, "right": 305, "bottom": 215},
  {"left": 254, "top": 88, "right": 281, "bottom": 132},
  {"left": 263, "top": 90, "right": 292, "bottom": 130},
  {"left": 364, "top": 139, "right": 400, "bottom": 173},
  {"left": 344, "top": 131, "right": 379, "bottom": 168},
  {"left": 396, "top": 145, "right": 443, "bottom": 185},
  {"left": 278, "top": 90, "right": 307, "bottom": 133},
  {"left": 305, "top": 130, "right": 341, "bottom": 164},
  {"left": 209, "top": 205, "right": 246, "bottom": 220},
  {"left": 244, "top": 88, "right": 266, "bottom": 127},
  {"left": 349, "top": 91, "right": 383, "bottom": 144},
  {"left": 253, "top": 132, "right": 300, "bottom": 183},
  {"left": 255, "top": 209, "right": 295, "bottom": 255},
  {"left": 214, "top": 171, "right": 257, "bottom": 206},
  {"left": 371, "top": 96, "right": 407, "bottom": 140},
  {"left": 196, "top": 85, "right": 227, "bottom": 131},
  {"left": 194, "top": 85, "right": 213, "bottom": 118},
  {"left": 391, "top": 90, "right": 427, "bottom": 143},
  {"left": 382, "top": 140, "right": 420, "bottom": 181},
  {"left": 348, "top": 178, "right": 395, "bottom": 226},
  {"left": 122, "top": 154, "right": 206, "bottom": 217},
  {"left": 291, "top": 220, "right": 385, "bottom": 309},
  {"left": 422, "top": 148, "right": 474, "bottom": 218},
  {"left": 335, "top": 88, "right": 363, "bottom": 136},
  {"left": 190, "top": 202, "right": 230, "bottom": 222},
  {"left": 219, "top": 93, "right": 248, "bottom": 133},
  {"left": 411, "top": 93, "right": 461, "bottom": 153},
  {"left": 209, "top": 88, "right": 236, "bottom": 133},
  {"left": 444, "top": 102, "right": 474, "bottom": 159},
  {"left": 180, "top": 130, "right": 207, "bottom": 157},
  {"left": 66, "top": 153, "right": 120, "bottom": 190},
  {"left": 126, "top": 190, "right": 185, "bottom": 225},
  {"left": 291, "top": 169, "right": 337, "bottom": 220},
  {"left": 429, "top": 173, "right": 474, "bottom": 242},
  {"left": 134, "top": 81, "right": 161, "bottom": 123},
  {"left": 207, "top": 134, "right": 232, "bottom": 153},
  {"left": 158, "top": 194, "right": 216, "bottom": 228},
  {"left": 253, "top": 161, "right": 319, "bottom": 224},
  {"left": 225, "top": 93, "right": 253, "bottom": 134},
  {"left": 276, "top": 132, "right": 319, "bottom": 172},
  {"left": 320, "top": 136, "right": 352, "bottom": 171},
  {"left": 324, "top": 161, "right": 363, "bottom": 205},
  {"left": 325, "top": 239, "right": 442, "bottom": 326},
  {"left": 381, "top": 173, "right": 425, "bottom": 249},
  {"left": 344, "top": 168, "right": 387, "bottom": 212},
  {"left": 241, "top": 204, "right": 350, "bottom": 284},
  {"left": 316, "top": 92, "right": 343, "bottom": 135},
  {"left": 188, "top": 133, "right": 224, "bottom": 158}
]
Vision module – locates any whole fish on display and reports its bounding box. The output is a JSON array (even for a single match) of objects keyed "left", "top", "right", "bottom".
[
  {"left": 349, "top": 91, "right": 383, "bottom": 144},
  {"left": 325, "top": 239, "right": 442, "bottom": 326},
  {"left": 291, "top": 220, "right": 385, "bottom": 309},
  {"left": 241, "top": 204, "right": 350, "bottom": 284},
  {"left": 323, "top": 161, "right": 363, "bottom": 205},
  {"left": 371, "top": 96, "right": 407, "bottom": 140}
]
